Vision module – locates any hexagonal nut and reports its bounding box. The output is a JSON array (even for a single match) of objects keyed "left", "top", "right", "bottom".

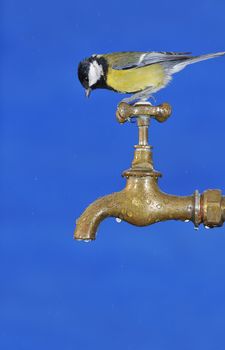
[{"left": 202, "top": 189, "right": 223, "bottom": 227}]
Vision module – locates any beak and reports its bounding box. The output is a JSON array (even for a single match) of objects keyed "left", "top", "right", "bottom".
[{"left": 85, "top": 88, "right": 91, "bottom": 98}]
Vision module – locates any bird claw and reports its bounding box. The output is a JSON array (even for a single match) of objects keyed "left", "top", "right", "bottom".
[{"left": 121, "top": 91, "right": 156, "bottom": 105}]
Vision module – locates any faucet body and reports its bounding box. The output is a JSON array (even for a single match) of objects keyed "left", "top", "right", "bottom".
[
  {"left": 74, "top": 102, "right": 225, "bottom": 241},
  {"left": 75, "top": 176, "right": 196, "bottom": 241}
]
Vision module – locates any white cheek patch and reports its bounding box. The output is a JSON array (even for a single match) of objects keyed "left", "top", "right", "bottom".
[{"left": 88, "top": 61, "right": 103, "bottom": 87}]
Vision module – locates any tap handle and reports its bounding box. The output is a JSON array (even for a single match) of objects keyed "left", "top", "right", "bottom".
[{"left": 116, "top": 102, "right": 172, "bottom": 124}]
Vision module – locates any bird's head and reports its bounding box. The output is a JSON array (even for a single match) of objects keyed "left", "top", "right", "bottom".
[{"left": 78, "top": 56, "right": 105, "bottom": 97}]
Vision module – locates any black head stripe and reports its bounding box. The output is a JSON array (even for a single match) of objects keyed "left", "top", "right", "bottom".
[{"left": 78, "top": 61, "right": 90, "bottom": 88}]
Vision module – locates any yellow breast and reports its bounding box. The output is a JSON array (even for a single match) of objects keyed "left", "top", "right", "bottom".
[{"left": 106, "top": 64, "right": 165, "bottom": 93}]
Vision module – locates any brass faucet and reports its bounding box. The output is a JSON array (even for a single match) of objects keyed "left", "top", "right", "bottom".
[{"left": 74, "top": 102, "right": 225, "bottom": 241}]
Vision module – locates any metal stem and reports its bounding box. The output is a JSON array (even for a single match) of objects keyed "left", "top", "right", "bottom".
[{"left": 137, "top": 116, "right": 150, "bottom": 146}]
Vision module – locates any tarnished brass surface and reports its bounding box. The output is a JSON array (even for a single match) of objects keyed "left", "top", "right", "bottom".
[
  {"left": 74, "top": 102, "right": 225, "bottom": 241},
  {"left": 201, "top": 190, "right": 224, "bottom": 227},
  {"left": 222, "top": 197, "right": 225, "bottom": 221},
  {"left": 74, "top": 176, "right": 196, "bottom": 241},
  {"left": 116, "top": 102, "right": 172, "bottom": 123}
]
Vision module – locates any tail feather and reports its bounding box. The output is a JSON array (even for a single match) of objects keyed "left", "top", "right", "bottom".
[{"left": 170, "top": 51, "right": 225, "bottom": 74}]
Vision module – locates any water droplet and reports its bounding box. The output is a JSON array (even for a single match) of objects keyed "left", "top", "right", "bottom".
[
  {"left": 116, "top": 218, "right": 122, "bottom": 223},
  {"left": 185, "top": 219, "right": 190, "bottom": 222}
]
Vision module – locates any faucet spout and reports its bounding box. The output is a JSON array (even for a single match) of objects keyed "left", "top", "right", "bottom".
[
  {"left": 74, "top": 176, "right": 196, "bottom": 241},
  {"left": 74, "top": 191, "right": 125, "bottom": 241}
]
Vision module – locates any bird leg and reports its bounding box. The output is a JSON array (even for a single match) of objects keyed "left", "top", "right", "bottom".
[{"left": 122, "top": 87, "right": 156, "bottom": 104}]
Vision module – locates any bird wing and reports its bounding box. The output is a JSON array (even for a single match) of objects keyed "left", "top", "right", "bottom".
[{"left": 104, "top": 51, "right": 192, "bottom": 70}]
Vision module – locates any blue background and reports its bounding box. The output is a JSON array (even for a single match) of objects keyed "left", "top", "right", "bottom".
[{"left": 1, "top": 0, "right": 225, "bottom": 349}]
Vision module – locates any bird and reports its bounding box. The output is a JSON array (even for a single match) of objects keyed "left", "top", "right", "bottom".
[{"left": 78, "top": 51, "right": 225, "bottom": 103}]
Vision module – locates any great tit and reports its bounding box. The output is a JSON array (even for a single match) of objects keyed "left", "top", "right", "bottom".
[{"left": 78, "top": 51, "right": 225, "bottom": 103}]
